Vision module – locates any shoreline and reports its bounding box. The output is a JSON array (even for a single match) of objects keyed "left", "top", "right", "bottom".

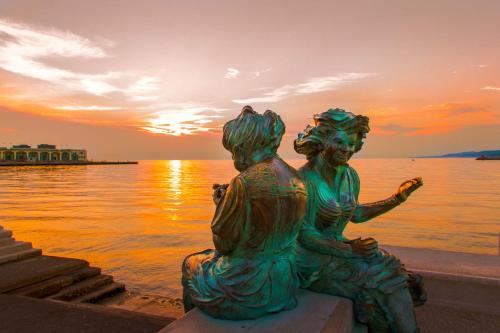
[
  {"left": 98, "top": 290, "right": 184, "bottom": 319},
  {"left": 99, "top": 244, "right": 500, "bottom": 320}
]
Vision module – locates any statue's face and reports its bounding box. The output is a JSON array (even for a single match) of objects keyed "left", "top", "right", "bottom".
[{"left": 322, "top": 130, "right": 359, "bottom": 166}]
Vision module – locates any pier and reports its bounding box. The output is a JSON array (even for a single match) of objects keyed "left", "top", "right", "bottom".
[
  {"left": 0, "top": 160, "right": 138, "bottom": 166},
  {"left": 0, "top": 143, "right": 138, "bottom": 166}
]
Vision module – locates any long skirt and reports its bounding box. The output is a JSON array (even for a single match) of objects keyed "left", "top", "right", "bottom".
[
  {"left": 295, "top": 245, "right": 426, "bottom": 329},
  {"left": 182, "top": 249, "right": 299, "bottom": 320}
]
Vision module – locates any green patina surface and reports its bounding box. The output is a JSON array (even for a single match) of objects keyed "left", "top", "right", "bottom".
[
  {"left": 182, "top": 106, "right": 307, "bottom": 320},
  {"left": 182, "top": 107, "right": 425, "bottom": 333},
  {"left": 294, "top": 109, "right": 425, "bottom": 333}
]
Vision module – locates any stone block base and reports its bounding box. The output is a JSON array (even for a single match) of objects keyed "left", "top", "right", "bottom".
[{"left": 158, "top": 289, "right": 361, "bottom": 333}]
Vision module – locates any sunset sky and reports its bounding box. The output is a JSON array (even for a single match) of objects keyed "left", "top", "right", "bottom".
[{"left": 0, "top": 0, "right": 498, "bottom": 159}]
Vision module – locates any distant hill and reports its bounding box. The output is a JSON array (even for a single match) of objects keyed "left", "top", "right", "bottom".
[{"left": 416, "top": 150, "right": 500, "bottom": 158}]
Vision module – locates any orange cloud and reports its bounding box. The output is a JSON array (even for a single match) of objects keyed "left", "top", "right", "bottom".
[
  {"left": 0, "top": 127, "right": 16, "bottom": 133},
  {"left": 0, "top": 18, "right": 236, "bottom": 137},
  {"left": 364, "top": 103, "right": 499, "bottom": 136}
]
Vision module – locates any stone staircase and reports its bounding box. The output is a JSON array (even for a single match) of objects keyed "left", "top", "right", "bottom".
[{"left": 0, "top": 225, "right": 125, "bottom": 303}]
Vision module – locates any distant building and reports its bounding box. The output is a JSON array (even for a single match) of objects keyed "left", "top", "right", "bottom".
[{"left": 0, "top": 144, "right": 87, "bottom": 162}]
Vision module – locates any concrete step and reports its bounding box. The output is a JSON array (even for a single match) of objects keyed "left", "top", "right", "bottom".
[
  {"left": 0, "top": 248, "right": 41, "bottom": 265},
  {"left": 8, "top": 266, "right": 102, "bottom": 298},
  {"left": 0, "top": 255, "right": 89, "bottom": 293},
  {"left": 0, "top": 237, "right": 15, "bottom": 247},
  {"left": 0, "top": 294, "right": 172, "bottom": 333},
  {"left": 0, "top": 241, "right": 32, "bottom": 256},
  {"left": 71, "top": 282, "right": 126, "bottom": 303},
  {"left": 0, "top": 229, "right": 13, "bottom": 238},
  {"left": 47, "top": 274, "right": 114, "bottom": 301}
]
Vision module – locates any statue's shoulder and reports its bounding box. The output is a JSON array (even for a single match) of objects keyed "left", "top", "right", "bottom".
[
  {"left": 345, "top": 165, "right": 360, "bottom": 183},
  {"left": 273, "top": 156, "right": 303, "bottom": 178},
  {"left": 240, "top": 157, "right": 303, "bottom": 193},
  {"left": 297, "top": 163, "right": 319, "bottom": 182},
  {"left": 241, "top": 157, "right": 292, "bottom": 178},
  {"left": 238, "top": 160, "right": 273, "bottom": 189},
  {"left": 240, "top": 159, "right": 269, "bottom": 176}
]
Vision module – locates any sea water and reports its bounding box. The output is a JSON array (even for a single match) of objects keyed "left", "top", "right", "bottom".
[{"left": 0, "top": 158, "right": 498, "bottom": 297}]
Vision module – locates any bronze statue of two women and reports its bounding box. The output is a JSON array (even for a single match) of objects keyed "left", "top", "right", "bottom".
[{"left": 182, "top": 106, "right": 426, "bottom": 333}]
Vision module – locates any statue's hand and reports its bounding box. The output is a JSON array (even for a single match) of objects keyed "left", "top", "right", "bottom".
[
  {"left": 212, "top": 183, "right": 229, "bottom": 205},
  {"left": 347, "top": 237, "right": 378, "bottom": 258},
  {"left": 396, "top": 177, "right": 423, "bottom": 203}
]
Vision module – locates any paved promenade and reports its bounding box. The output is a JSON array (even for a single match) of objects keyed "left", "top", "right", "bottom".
[
  {"left": 385, "top": 245, "right": 500, "bottom": 333},
  {"left": 0, "top": 294, "right": 171, "bottom": 333},
  {"left": 383, "top": 244, "right": 500, "bottom": 278}
]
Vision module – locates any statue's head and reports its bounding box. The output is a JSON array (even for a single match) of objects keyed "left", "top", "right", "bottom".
[
  {"left": 223, "top": 105, "right": 285, "bottom": 171},
  {"left": 294, "top": 108, "right": 370, "bottom": 165}
]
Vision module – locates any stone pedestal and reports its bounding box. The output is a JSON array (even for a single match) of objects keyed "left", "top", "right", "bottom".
[{"left": 158, "top": 289, "right": 364, "bottom": 333}]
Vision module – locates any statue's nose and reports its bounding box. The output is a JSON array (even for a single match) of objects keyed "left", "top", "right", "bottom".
[{"left": 339, "top": 145, "right": 350, "bottom": 153}]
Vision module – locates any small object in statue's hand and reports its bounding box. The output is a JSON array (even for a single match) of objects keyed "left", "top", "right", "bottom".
[
  {"left": 212, "top": 183, "right": 229, "bottom": 190},
  {"left": 396, "top": 177, "right": 423, "bottom": 203},
  {"left": 212, "top": 183, "right": 229, "bottom": 205}
]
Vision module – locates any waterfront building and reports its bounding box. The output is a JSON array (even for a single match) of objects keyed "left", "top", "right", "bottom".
[{"left": 0, "top": 144, "right": 87, "bottom": 162}]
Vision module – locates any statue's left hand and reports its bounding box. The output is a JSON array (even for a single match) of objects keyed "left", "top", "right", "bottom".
[
  {"left": 347, "top": 237, "right": 379, "bottom": 258},
  {"left": 396, "top": 177, "right": 423, "bottom": 203},
  {"left": 212, "top": 183, "right": 229, "bottom": 205}
]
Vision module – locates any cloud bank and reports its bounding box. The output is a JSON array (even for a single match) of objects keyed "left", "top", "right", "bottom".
[{"left": 233, "top": 73, "right": 375, "bottom": 104}]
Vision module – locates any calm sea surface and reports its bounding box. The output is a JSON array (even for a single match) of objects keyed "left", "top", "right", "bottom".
[{"left": 0, "top": 159, "right": 498, "bottom": 297}]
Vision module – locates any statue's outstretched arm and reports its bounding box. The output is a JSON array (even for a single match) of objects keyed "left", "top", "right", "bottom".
[
  {"left": 351, "top": 177, "right": 423, "bottom": 224},
  {"left": 351, "top": 195, "right": 402, "bottom": 223}
]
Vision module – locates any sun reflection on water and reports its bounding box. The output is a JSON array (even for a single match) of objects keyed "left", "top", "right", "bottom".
[{"left": 167, "top": 160, "right": 182, "bottom": 198}]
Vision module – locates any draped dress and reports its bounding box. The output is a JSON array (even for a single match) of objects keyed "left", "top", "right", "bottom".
[
  {"left": 182, "top": 156, "right": 307, "bottom": 320},
  {"left": 296, "top": 164, "right": 418, "bottom": 325}
]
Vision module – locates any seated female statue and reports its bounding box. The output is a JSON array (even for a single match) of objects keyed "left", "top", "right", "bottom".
[
  {"left": 294, "top": 108, "right": 426, "bottom": 333},
  {"left": 182, "top": 106, "right": 307, "bottom": 320}
]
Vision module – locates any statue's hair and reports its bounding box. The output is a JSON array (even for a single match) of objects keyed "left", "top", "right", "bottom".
[
  {"left": 294, "top": 108, "right": 370, "bottom": 160},
  {"left": 223, "top": 105, "right": 285, "bottom": 154}
]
